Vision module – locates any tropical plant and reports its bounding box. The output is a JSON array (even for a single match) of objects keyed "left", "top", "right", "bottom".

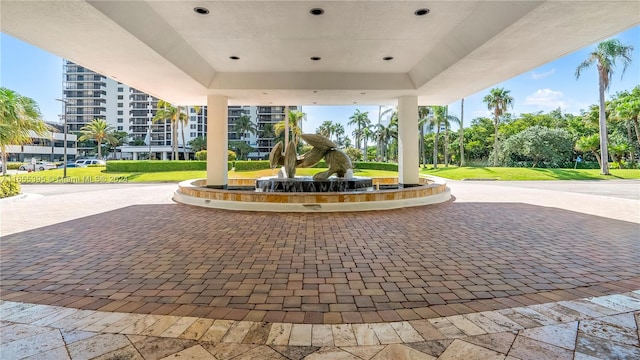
[
  {"left": 78, "top": 119, "right": 117, "bottom": 159},
  {"left": 348, "top": 109, "right": 371, "bottom": 154},
  {"left": 189, "top": 136, "right": 207, "bottom": 152},
  {"left": 459, "top": 98, "right": 465, "bottom": 166},
  {"left": 180, "top": 106, "right": 200, "bottom": 160},
  {"left": 575, "top": 38, "right": 634, "bottom": 175},
  {"left": 153, "top": 100, "right": 186, "bottom": 160},
  {"left": 234, "top": 114, "right": 257, "bottom": 140},
  {"left": 0, "top": 87, "right": 49, "bottom": 175},
  {"left": 332, "top": 123, "right": 346, "bottom": 144},
  {"left": 501, "top": 126, "right": 573, "bottom": 167},
  {"left": 575, "top": 134, "right": 603, "bottom": 168},
  {"left": 344, "top": 147, "right": 362, "bottom": 162},
  {"left": 229, "top": 140, "right": 253, "bottom": 160},
  {"left": 274, "top": 110, "right": 305, "bottom": 144},
  {"left": 483, "top": 87, "right": 514, "bottom": 166},
  {"left": 418, "top": 106, "right": 430, "bottom": 167},
  {"left": 316, "top": 120, "right": 334, "bottom": 139},
  {"left": 110, "top": 130, "right": 128, "bottom": 159}
]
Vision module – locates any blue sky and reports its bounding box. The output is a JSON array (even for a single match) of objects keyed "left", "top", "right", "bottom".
[{"left": 2, "top": 26, "right": 639, "bottom": 135}]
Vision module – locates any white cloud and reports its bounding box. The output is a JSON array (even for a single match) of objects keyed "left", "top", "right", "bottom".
[
  {"left": 524, "top": 88, "right": 568, "bottom": 109},
  {"left": 531, "top": 68, "right": 556, "bottom": 80}
]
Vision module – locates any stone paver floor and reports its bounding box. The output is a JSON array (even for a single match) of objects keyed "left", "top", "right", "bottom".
[
  {"left": 1, "top": 291, "right": 639, "bottom": 359},
  {"left": 1, "top": 181, "right": 639, "bottom": 358}
]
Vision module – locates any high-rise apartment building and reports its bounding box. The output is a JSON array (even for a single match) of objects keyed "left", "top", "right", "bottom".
[{"left": 62, "top": 60, "right": 297, "bottom": 160}]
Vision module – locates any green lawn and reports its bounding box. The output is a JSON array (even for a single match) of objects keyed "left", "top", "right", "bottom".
[
  {"left": 420, "top": 166, "right": 640, "bottom": 180},
  {"left": 8, "top": 166, "right": 639, "bottom": 184}
]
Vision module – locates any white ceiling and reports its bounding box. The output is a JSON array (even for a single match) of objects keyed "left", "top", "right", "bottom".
[{"left": 2, "top": 1, "right": 638, "bottom": 106}]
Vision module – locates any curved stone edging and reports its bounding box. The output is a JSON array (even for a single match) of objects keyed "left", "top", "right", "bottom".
[{"left": 173, "top": 177, "right": 450, "bottom": 212}]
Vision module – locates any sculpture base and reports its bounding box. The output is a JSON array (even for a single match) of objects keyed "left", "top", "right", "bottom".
[{"left": 256, "top": 176, "right": 373, "bottom": 193}]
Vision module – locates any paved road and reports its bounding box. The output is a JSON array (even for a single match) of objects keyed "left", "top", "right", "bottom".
[{"left": 461, "top": 179, "right": 640, "bottom": 200}]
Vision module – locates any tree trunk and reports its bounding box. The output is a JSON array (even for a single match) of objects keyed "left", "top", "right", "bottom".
[
  {"left": 460, "top": 98, "right": 465, "bottom": 167},
  {"left": 493, "top": 115, "right": 499, "bottom": 167},
  {"left": 97, "top": 140, "right": 102, "bottom": 159},
  {"left": 433, "top": 122, "right": 439, "bottom": 169},
  {"left": 593, "top": 150, "right": 602, "bottom": 169},
  {"left": 1, "top": 149, "right": 7, "bottom": 176},
  {"left": 633, "top": 117, "right": 640, "bottom": 145},
  {"left": 598, "top": 77, "right": 610, "bottom": 175},
  {"left": 419, "top": 125, "right": 424, "bottom": 167},
  {"left": 444, "top": 125, "right": 449, "bottom": 168},
  {"left": 181, "top": 109, "right": 187, "bottom": 160},
  {"left": 173, "top": 121, "right": 178, "bottom": 160}
]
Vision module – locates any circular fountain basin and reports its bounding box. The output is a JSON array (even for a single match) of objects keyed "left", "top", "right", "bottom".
[
  {"left": 256, "top": 176, "right": 373, "bottom": 192},
  {"left": 173, "top": 177, "right": 451, "bottom": 212}
]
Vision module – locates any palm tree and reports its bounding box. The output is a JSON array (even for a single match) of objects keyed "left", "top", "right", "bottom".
[
  {"left": 316, "top": 120, "right": 334, "bottom": 139},
  {"left": 0, "top": 87, "right": 49, "bottom": 175},
  {"left": 78, "top": 119, "right": 117, "bottom": 159},
  {"left": 234, "top": 113, "right": 257, "bottom": 145},
  {"left": 459, "top": 98, "right": 465, "bottom": 166},
  {"left": 362, "top": 125, "right": 372, "bottom": 161},
  {"left": 274, "top": 110, "right": 305, "bottom": 144},
  {"left": 430, "top": 106, "right": 445, "bottom": 169},
  {"left": 576, "top": 38, "right": 633, "bottom": 175},
  {"left": 180, "top": 106, "right": 201, "bottom": 160},
  {"left": 483, "top": 87, "right": 514, "bottom": 166},
  {"left": 153, "top": 100, "right": 185, "bottom": 160},
  {"left": 348, "top": 109, "right": 371, "bottom": 154},
  {"left": 332, "top": 123, "right": 345, "bottom": 144},
  {"left": 188, "top": 136, "right": 207, "bottom": 152},
  {"left": 418, "top": 106, "right": 430, "bottom": 167},
  {"left": 575, "top": 134, "right": 602, "bottom": 168}
]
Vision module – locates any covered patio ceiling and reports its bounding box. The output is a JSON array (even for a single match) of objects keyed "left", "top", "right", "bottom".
[{"left": 2, "top": 1, "right": 638, "bottom": 106}]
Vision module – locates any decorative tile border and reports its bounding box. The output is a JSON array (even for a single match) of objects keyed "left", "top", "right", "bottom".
[{"left": 2, "top": 291, "right": 638, "bottom": 347}]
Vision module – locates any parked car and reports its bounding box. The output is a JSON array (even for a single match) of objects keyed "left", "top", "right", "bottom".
[
  {"left": 75, "top": 159, "right": 106, "bottom": 166},
  {"left": 58, "top": 162, "right": 87, "bottom": 169},
  {"left": 19, "top": 161, "right": 57, "bottom": 171}
]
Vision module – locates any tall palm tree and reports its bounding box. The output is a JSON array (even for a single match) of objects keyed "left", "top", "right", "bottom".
[
  {"left": 78, "top": 119, "right": 117, "bottom": 159},
  {"left": 153, "top": 100, "right": 184, "bottom": 160},
  {"left": 316, "top": 120, "right": 334, "bottom": 139},
  {"left": 180, "top": 106, "right": 201, "bottom": 160},
  {"left": 0, "top": 87, "right": 49, "bottom": 175},
  {"left": 576, "top": 38, "right": 633, "bottom": 175},
  {"left": 348, "top": 109, "right": 371, "bottom": 154},
  {"left": 430, "top": 106, "right": 445, "bottom": 169},
  {"left": 483, "top": 87, "right": 514, "bottom": 166},
  {"left": 362, "top": 125, "right": 372, "bottom": 161},
  {"left": 418, "top": 106, "right": 430, "bottom": 167},
  {"left": 332, "top": 123, "right": 345, "bottom": 144},
  {"left": 459, "top": 98, "right": 465, "bottom": 166},
  {"left": 274, "top": 110, "right": 305, "bottom": 144},
  {"left": 234, "top": 114, "right": 258, "bottom": 140}
]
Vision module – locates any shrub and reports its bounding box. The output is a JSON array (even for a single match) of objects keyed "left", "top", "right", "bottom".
[
  {"left": 195, "top": 150, "right": 207, "bottom": 161},
  {"left": 353, "top": 161, "right": 398, "bottom": 171},
  {"left": 106, "top": 160, "right": 207, "bottom": 172},
  {"left": 234, "top": 160, "right": 271, "bottom": 171},
  {"left": 6, "top": 163, "right": 22, "bottom": 170},
  {"left": 227, "top": 150, "right": 237, "bottom": 162},
  {"left": 0, "top": 177, "right": 21, "bottom": 199}
]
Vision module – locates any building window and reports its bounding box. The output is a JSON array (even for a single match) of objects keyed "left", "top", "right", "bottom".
[
  {"left": 117, "top": 110, "right": 123, "bottom": 115},
  {"left": 117, "top": 118, "right": 123, "bottom": 123},
  {"left": 118, "top": 95, "right": 123, "bottom": 100},
  {"left": 117, "top": 126, "right": 123, "bottom": 131},
  {"left": 117, "top": 87, "right": 123, "bottom": 92},
  {"left": 190, "top": 132, "right": 196, "bottom": 137},
  {"left": 117, "top": 103, "right": 123, "bottom": 108},
  {"left": 190, "top": 124, "right": 196, "bottom": 129}
]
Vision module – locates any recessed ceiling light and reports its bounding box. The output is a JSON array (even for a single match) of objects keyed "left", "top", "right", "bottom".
[
  {"left": 310, "top": 8, "right": 324, "bottom": 16},
  {"left": 360, "top": 92, "right": 366, "bottom": 95},
  {"left": 353, "top": 102, "right": 357, "bottom": 104},
  {"left": 313, "top": 102, "right": 317, "bottom": 104},
  {"left": 194, "top": 7, "right": 209, "bottom": 15},
  {"left": 414, "top": 8, "right": 430, "bottom": 16},
  {"left": 229, "top": 56, "right": 240, "bottom": 60},
  {"left": 262, "top": 92, "right": 268, "bottom": 95},
  {"left": 313, "top": 90, "right": 318, "bottom": 93},
  {"left": 383, "top": 56, "right": 394, "bottom": 61},
  {"left": 310, "top": 56, "right": 321, "bottom": 61}
]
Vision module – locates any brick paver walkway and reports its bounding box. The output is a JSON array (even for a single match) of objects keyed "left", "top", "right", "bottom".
[{"left": 2, "top": 195, "right": 639, "bottom": 324}]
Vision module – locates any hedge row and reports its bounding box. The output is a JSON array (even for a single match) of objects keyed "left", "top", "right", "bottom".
[
  {"left": 106, "top": 160, "right": 208, "bottom": 172},
  {"left": 353, "top": 161, "right": 398, "bottom": 171},
  {"left": 104, "top": 160, "right": 398, "bottom": 172}
]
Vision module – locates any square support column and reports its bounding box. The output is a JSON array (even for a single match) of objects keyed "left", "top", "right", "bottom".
[
  {"left": 206, "top": 95, "right": 228, "bottom": 188},
  {"left": 397, "top": 96, "right": 419, "bottom": 186}
]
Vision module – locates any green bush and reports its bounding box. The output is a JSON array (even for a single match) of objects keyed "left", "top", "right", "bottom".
[
  {"left": 353, "top": 161, "right": 398, "bottom": 171},
  {"left": 0, "top": 177, "right": 21, "bottom": 198},
  {"left": 106, "top": 160, "right": 207, "bottom": 172},
  {"left": 234, "top": 160, "right": 271, "bottom": 171},
  {"left": 6, "top": 163, "right": 22, "bottom": 170},
  {"left": 195, "top": 150, "right": 207, "bottom": 161},
  {"left": 227, "top": 150, "right": 237, "bottom": 162}
]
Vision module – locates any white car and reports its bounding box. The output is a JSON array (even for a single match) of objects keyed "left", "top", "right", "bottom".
[
  {"left": 75, "top": 159, "right": 106, "bottom": 166},
  {"left": 19, "top": 161, "right": 57, "bottom": 171}
]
